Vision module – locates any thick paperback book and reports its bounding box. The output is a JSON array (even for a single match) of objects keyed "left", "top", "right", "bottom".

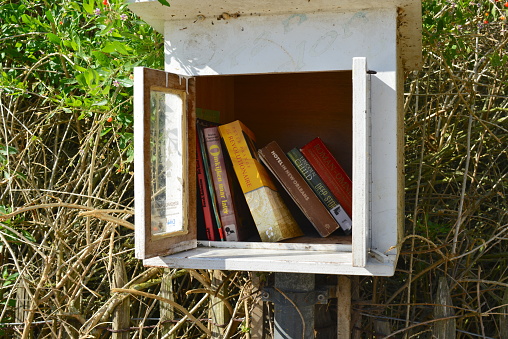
[
  {"left": 300, "top": 137, "right": 353, "bottom": 218},
  {"left": 287, "top": 148, "right": 352, "bottom": 234},
  {"left": 218, "top": 121, "right": 303, "bottom": 242},
  {"left": 258, "top": 141, "right": 341, "bottom": 237}
]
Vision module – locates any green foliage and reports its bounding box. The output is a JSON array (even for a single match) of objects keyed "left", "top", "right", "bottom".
[
  {"left": 0, "top": 0, "right": 163, "bottom": 165},
  {"left": 422, "top": 0, "right": 508, "bottom": 64},
  {"left": 0, "top": 1, "right": 162, "bottom": 334},
  {"left": 1, "top": 0, "right": 506, "bottom": 337}
]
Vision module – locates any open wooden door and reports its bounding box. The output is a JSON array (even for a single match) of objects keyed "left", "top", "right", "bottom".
[
  {"left": 352, "top": 57, "right": 371, "bottom": 267},
  {"left": 134, "top": 67, "right": 197, "bottom": 259}
]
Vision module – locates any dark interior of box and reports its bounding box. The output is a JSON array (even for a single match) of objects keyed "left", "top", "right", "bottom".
[{"left": 196, "top": 71, "right": 353, "bottom": 244}]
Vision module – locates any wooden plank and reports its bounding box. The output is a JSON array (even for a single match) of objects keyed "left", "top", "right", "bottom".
[
  {"left": 144, "top": 248, "right": 395, "bottom": 276},
  {"left": 201, "top": 236, "right": 352, "bottom": 253},
  {"left": 112, "top": 258, "right": 130, "bottom": 339},
  {"left": 352, "top": 57, "right": 370, "bottom": 268},
  {"left": 209, "top": 270, "right": 230, "bottom": 338},
  {"left": 249, "top": 273, "right": 269, "bottom": 339},
  {"left": 159, "top": 269, "right": 175, "bottom": 338},
  {"left": 432, "top": 277, "right": 456, "bottom": 339},
  {"left": 337, "top": 276, "right": 351, "bottom": 339},
  {"left": 373, "top": 319, "right": 391, "bottom": 337},
  {"left": 15, "top": 278, "right": 29, "bottom": 327},
  {"left": 351, "top": 276, "right": 361, "bottom": 339}
]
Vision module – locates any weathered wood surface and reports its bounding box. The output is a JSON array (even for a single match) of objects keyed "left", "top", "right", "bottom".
[
  {"left": 431, "top": 277, "right": 456, "bottom": 339},
  {"left": 352, "top": 57, "right": 370, "bottom": 268},
  {"left": 159, "top": 269, "right": 175, "bottom": 338},
  {"left": 112, "top": 258, "right": 130, "bottom": 339},
  {"left": 337, "top": 276, "right": 352, "bottom": 339},
  {"left": 209, "top": 270, "right": 231, "bottom": 338},
  {"left": 249, "top": 273, "right": 270, "bottom": 339}
]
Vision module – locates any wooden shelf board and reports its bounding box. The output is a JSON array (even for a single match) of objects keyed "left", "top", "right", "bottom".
[{"left": 143, "top": 247, "right": 395, "bottom": 276}]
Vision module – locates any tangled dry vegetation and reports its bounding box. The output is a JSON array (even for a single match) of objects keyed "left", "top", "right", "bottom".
[{"left": 1, "top": 2, "right": 508, "bottom": 339}]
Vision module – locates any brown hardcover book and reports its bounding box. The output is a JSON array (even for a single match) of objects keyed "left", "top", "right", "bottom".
[
  {"left": 258, "top": 141, "right": 341, "bottom": 237},
  {"left": 300, "top": 137, "right": 353, "bottom": 217},
  {"left": 203, "top": 126, "right": 243, "bottom": 241}
]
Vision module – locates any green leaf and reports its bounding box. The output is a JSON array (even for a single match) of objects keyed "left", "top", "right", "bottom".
[
  {"left": 70, "top": 39, "right": 80, "bottom": 52},
  {"left": 74, "top": 64, "right": 87, "bottom": 73},
  {"left": 115, "top": 77, "right": 133, "bottom": 87},
  {"left": 82, "top": 69, "right": 99, "bottom": 87},
  {"left": 92, "top": 99, "right": 108, "bottom": 106},
  {"left": 157, "top": 0, "right": 171, "bottom": 7},
  {"left": 102, "top": 41, "right": 130, "bottom": 55},
  {"left": 47, "top": 33, "right": 62, "bottom": 44},
  {"left": 0, "top": 145, "right": 18, "bottom": 156},
  {"left": 83, "top": 0, "right": 95, "bottom": 15},
  {"left": 21, "top": 14, "right": 32, "bottom": 25},
  {"left": 92, "top": 51, "right": 110, "bottom": 66},
  {"left": 100, "top": 127, "right": 112, "bottom": 137},
  {"left": 45, "top": 10, "right": 54, "bottom": 23},
  {"left": 491, "top": 53, "right": 502, "bottom": 67},
  {"left": 21, "top": 229, "right": 35, "bottom": 242}
]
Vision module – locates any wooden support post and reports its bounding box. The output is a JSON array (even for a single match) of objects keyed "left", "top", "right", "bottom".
[
  {"left": 112, "top": 258, "right": 130, "bottom": 339},
  {"left": 500, "top": 287, "right": 508, "bottom": 339},
  {"left": 373, "top": 319, "right": 391, "bottom": 338},
  {"left": 249, "top": 273, "right": 269, "bottom": 339},
  {"left": 372, "top": 277, "right": 391, "bottom": 337},
  {"left": 432, "top": 277, "right": 456, "bottom": 339},
  {"left": 16, "top": 277, "right": 31, "bottom": 338},
  {"left": 159, "top": 268, "right": 175, "bottom": 338},
  {"left": 209, "top": 270, "right": 230, "bottom": 338},
  {"left": 350, "top": 276, "right": 361, "bottom": 339},
  {"left": 337, "top": 276, "right": 351, "bottom": 339}
]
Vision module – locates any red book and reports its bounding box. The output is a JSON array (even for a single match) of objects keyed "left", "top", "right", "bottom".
[
  {"left": 300, "top": 137, "right": 353, "bottom": 218},
  {"left": 196, "top": 136, "right": 220, "bottom": 241},
  {"left": 203, "top": 126, "right": 243, "bottom": 241}
]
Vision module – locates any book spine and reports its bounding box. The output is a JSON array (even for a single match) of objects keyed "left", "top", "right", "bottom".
[
  {"left": 196, "top": 137, "right": 219, "bottom": 241},
  {"left": 203, "top": 126, "right": 240, "bottom": 241},
  {"left": 258, "top": 141, "right": 340, "bottom": 237},
  {"left": 197, "top": 120, "right": 225, "bottom": 241},
  {"left": 300, "top": 137, "right": 353, "bottom": 217},
  {"left": 287, "top": 148, "right": 352, "bottom": 233}
]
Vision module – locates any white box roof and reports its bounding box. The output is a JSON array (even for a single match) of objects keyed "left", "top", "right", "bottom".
[{"left": 127, "top": 0, "right": 422, "bottom": 70}]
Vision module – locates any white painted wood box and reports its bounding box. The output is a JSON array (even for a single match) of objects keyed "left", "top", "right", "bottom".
[{"left": 129, "top": 0, "right": 422, "bottom": 276}]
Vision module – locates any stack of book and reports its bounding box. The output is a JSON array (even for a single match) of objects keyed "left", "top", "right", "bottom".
[{"left": 196, "top": 118, "right": 352, "bottom": 242}]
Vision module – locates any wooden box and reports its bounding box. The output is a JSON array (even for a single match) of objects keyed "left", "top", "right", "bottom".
[{"left": 129, "top": 0, "right": 422, "bottom": 276}]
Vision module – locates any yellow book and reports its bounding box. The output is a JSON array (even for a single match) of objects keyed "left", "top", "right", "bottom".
[{"left": 218, "top": 120, "right": 303, "bottom": 242}]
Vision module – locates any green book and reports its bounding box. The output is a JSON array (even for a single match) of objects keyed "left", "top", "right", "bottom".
[{"left": 287, "top": 148, "right": 352, "bottom": 234}]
